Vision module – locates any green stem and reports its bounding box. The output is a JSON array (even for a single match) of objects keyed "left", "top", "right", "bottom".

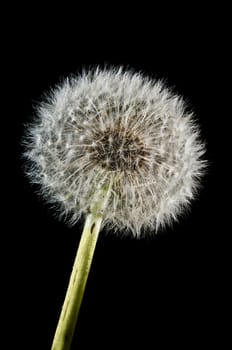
[{"left": 51, "top": 181, "right": 112, "bottom": 350}]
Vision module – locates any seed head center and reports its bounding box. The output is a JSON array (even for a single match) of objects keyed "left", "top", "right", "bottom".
[{"left": 91, "top": 128, "right": 150, "bottom": 172}]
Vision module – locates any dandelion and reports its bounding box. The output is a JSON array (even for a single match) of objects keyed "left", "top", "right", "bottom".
[{"left": 23, "top": 67, "right": 206, "bottom": 350}]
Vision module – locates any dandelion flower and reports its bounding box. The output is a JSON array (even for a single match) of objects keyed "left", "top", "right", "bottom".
[
  {"left": 24, "top": 67, "right": 205, "bottom": 235},
  {"left": 23, "top": 67, "right": 206, "bottom": 350}
]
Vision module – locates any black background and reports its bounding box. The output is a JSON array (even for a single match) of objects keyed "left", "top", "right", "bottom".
[{"left": 5, "top": 3, "right": 228, "bottom": 349}]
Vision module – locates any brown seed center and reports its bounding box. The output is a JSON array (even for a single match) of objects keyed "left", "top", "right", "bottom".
[{"left": 91, "top": 128, "right": 150, "bottom": 172}]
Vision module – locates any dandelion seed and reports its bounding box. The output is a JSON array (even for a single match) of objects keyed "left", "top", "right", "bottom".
[{"left": 23, "top": 67, "right": 206, "bottom": 350}]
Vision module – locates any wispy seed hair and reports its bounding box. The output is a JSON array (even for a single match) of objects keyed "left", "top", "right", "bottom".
[{"left": 23, "top": 67, "right": 206, "bottom": 237}]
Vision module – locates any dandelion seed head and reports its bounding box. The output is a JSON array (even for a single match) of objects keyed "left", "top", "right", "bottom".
[{"left": 23, "top": 67, "right": 206, "bottom": 237}]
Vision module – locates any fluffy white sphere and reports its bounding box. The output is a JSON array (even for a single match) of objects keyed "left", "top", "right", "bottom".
[{"left": 24, "top": 67, "right": 206, "bottom": 236}]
